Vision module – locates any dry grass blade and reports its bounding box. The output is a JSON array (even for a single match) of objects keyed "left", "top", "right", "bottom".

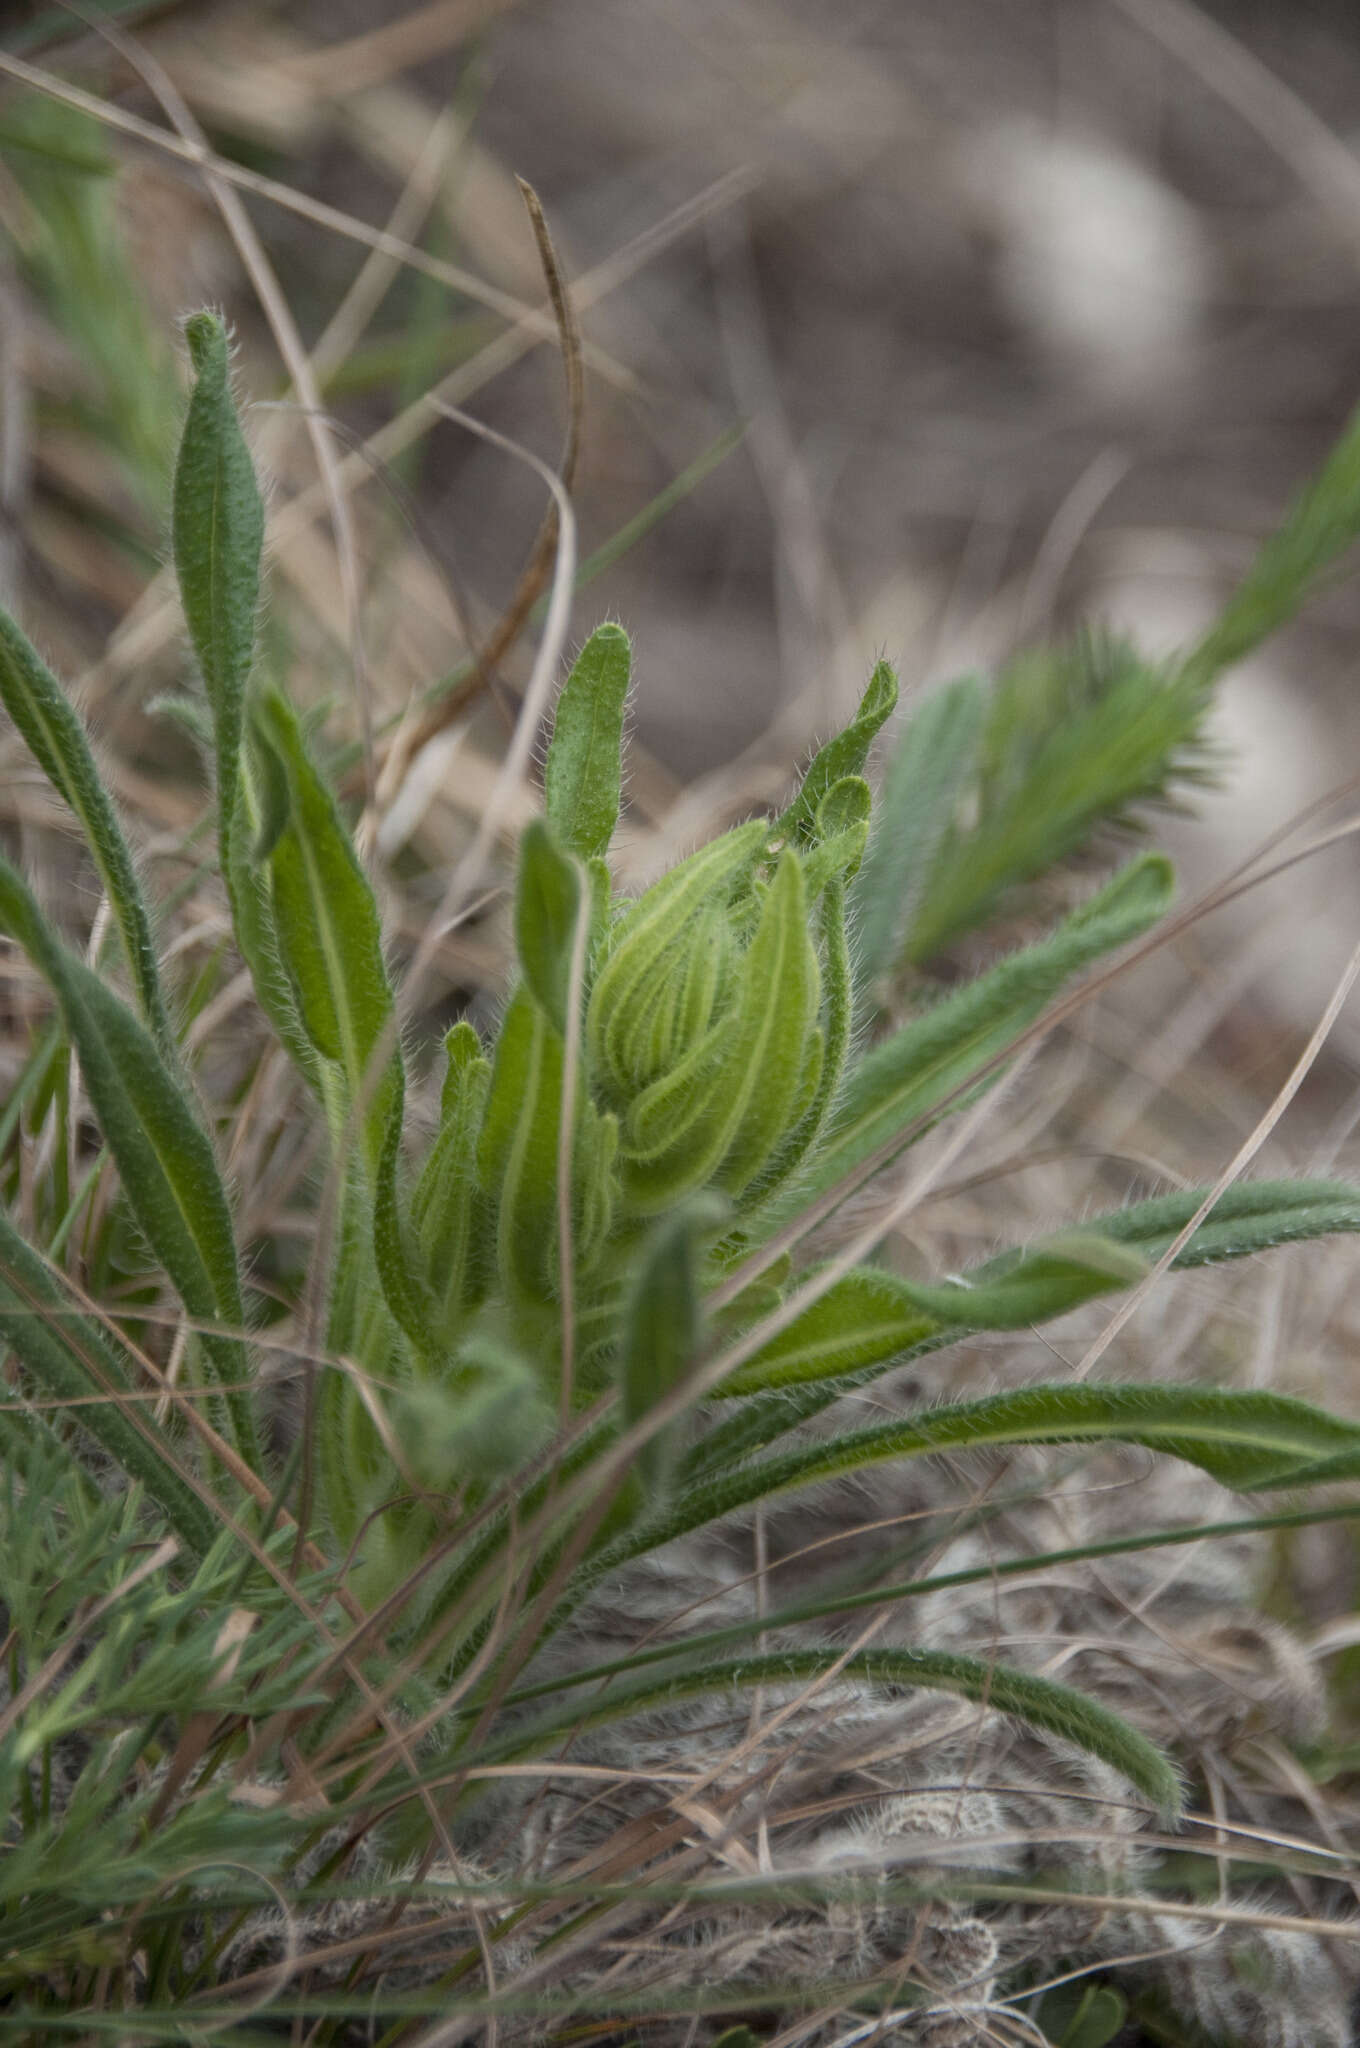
[
  {"left": 0, "top": 43, "right": 608, "bottom": 340},
  {"left": 1110, "top": 0, "right": 1360, "bottom": 263},
  {"left": 275, "top": 0, "right": 516, "bottom": 95},
  {"left": 371, "top": 176, "right": 585, "bottom": 803},
  {"left": 401, "top": 401, "right": 576, "bottom": 1003},
  {"left": 78, "top": 165, "right": 747, "bottom": 701},
  {"left": 1074, "top": 932, "right": 1360, "bottom": 1380}
]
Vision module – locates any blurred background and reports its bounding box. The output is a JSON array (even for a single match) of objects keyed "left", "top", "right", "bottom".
[
  {"left": 5, "top": 0, "right": 1360, "bottom": 1051},
  {"left": 4, "top": 0, "right": 1360, "bottom": 1176}
]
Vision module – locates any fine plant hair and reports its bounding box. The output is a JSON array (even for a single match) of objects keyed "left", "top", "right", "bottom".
[{"left": 3, "top": 304, "right": 1360, "bottom": 2048}]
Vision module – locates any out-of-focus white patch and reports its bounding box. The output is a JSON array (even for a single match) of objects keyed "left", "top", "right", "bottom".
[{"left": 962, "top": 119, "right": 1214, "bottom": 399}]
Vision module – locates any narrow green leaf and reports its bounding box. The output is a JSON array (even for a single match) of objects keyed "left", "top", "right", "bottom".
[
  {"left": 772, "top": 659, "right": 898, "bottom": 848},
  {"left": 477, "top": 987, "right": 616, "bottom": 1314},
  {"left": 171, "top": 310, "right": 264, "bottom": 896},
  {"left": 851, "top": 673, "right": 985, "bottom": 983},
  {"left": 412, "top": 1022, "right": 493, "bottom": 1335},
  {"left": 515, "top": 820, "right": 584, "bottom": 1037},
  {"left": 543, "top": 622, "right": 632, "bottom": 860},
  {"left": 465, "top": 1642, "right": 1182, "bottom": 1817},
  {"left": 741, "top": 869, "right": 856, "bottom": 1212},
  {"left": 619, "top": 1194, "right": 728, "bottom": 1493},
  {"left": 255, "top": 688, "right": 397, "bottom": 1160},
  {"left": 478, "top": 990, "right": 562, "bottom": 1310},
  {"left": 713, "top": 852, "right": 819, "bottom": 1195},
  {"left": 0, "top": 608, "right": 171, "bottom": 1051},
  {"left": 0, "top": 1213, "right": 217, "bottom": 1555},
  {"left": 1186, "top": 393, "right": 1360, "bottom": 687},
  {"left": 169, "top": 313, "right": 316, "bottom": 1096},
  {"left": 0, "top": 856, "right": 254, "bottom": 1458},
  {"left": 228, "top": 712, "right": 320, "bottom": 1086},
  {"left": 719, "top": 1268, "right": 938, "bottom": 1395},
  {"left": 660, "top": 1384, "right": 1360, "bottom": 1550},
  {"left": 704, "top": 1179, "right": 1360, "bottom": 1444},
  {"left": 1086, "top": 1175, "right": 1360, "bottom": 1268},
  {"left": 898, "top": 1230, "right": 1151, "bottom": 1330},
  {"left": 783, "top": 854, "right": 1173, "bottom": 1219}
]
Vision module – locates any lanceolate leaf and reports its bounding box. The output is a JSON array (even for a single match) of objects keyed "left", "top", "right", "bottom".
[
  {"left": 412, "top": 1022, "right": 493, "bottom": 1334},
  {"left": 478, "top": 988, "right": 616, "bottom": 1312},
  {"left": 619, "top": 1194, "right": 727, "bottom": 1493},
  {"left": 515, "top": 820, "right": 585, "bottom": 1038},
  {"left": 704, "top": 1178, "right": 1360, "bottom": 1435},
  {"left": 255, "top": 688, "right": 398, "bottom": 1166},
  {"left": 253, "top": 688, "right": 429, "bottom": 1343},
  {"left": 723, "top": 1239, "right": 1151, "bottom": 1398},
  {"left": 636, "top": 1385, "right": 1360, "bottom": 1567},
  {"left": 781, "top": 853, "right": 1173, "bottom": 1218},
  {"left": 171, "top": 310, "right": 264, "bottom": 892},
  {"left": 478, "top": 990, "right": 562, "bottom": 1309},
  {"left": 718, "top": 1268, "right": 939, "bottom": 1395},
  {"left": 747, "top": 875, "right": 853, "bottom": 1204},
  {"left": 170, "top": 315, "right": 315, "bottom": 1093},
  {"left": 0, "top": 608, "right": 171, "bottom": 1052},
  {"left": 1085, "top": 1176, "right": 1360, "bottom": 1267},
  {"left": 0, "top": 1212, "right": 217, "bottom": 1555},
  {"left": 772, "top": 659, "right": 898, "bottom": 849},
  {"left": 462, "top": 1642, "right": 1182, "bottom": 1817},
  {"left": 893, "top": 1231, "right": 1152, "bottom": 1330},
  {"left": 543, "top": 623, "right": 632, "bottom": 860},
  {"left": 851, "top": 672, "right": 985, "bottom": 984},
  {"left": 0, "top": 856, "right": 255, "bottom": 1459}
]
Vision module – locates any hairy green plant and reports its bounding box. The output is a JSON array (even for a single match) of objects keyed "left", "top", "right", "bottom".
[{"left": 2, "top": 309, "right": 1360, "bottom": 2041}]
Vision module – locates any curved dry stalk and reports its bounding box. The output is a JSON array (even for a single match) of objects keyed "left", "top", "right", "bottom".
[
  {"left": 1074, "top": 931, "right": 1360, "bottom": 1380},
  {"left": 369, "top": 177, "right": 585, "bottom": 805}
]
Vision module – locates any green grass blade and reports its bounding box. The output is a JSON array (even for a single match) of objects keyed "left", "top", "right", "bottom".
[
  {"left": 500, "top": 1499, "right": 1360, "bottom": 1723},
  {"left": 0, "top": 1215, "right": 218, "bottom": 1555},
  {"left": 0, "top": 608, "right": 172, "bottom": 1052},
  {"left": 543, "top": 623, "right": 632, "bottom": 862},
  {"left": 777, "top": 853, "right": 1173, "bottom": 1222},
  {"left": 0, "top": 855, "right": 255, "bottom": 1459},
  {"left": 1186, "top": 393, "right": 1360, "bottom": 686}
]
